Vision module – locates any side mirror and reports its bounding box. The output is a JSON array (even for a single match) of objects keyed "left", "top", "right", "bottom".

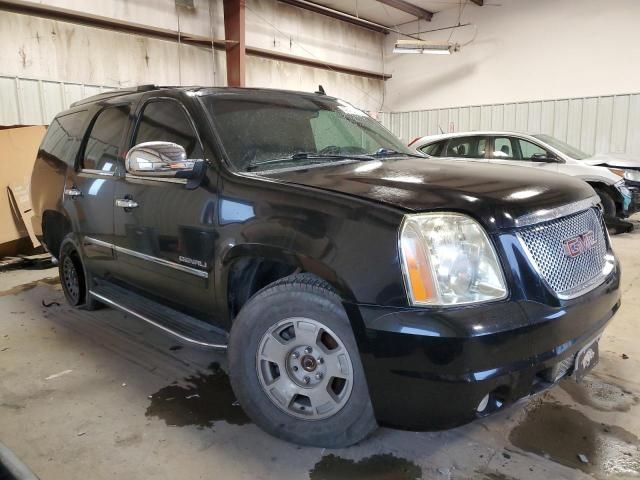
[
  {"left": 531, "top": 153, "right": 556, "bottom": 163},
  {"left": 125, "top": 141, "right": 202, "bottom": 178}
]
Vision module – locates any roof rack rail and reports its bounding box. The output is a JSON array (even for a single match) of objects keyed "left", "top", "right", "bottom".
[{"left": 70, "top": 84, "right": 161, "bottom": 107}]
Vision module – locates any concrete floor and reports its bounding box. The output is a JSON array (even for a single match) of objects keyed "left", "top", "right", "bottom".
[{"left": 1, "top": 228, "right": 639, "bottom": 480}]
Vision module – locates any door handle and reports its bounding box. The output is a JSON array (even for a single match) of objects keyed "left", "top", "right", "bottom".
[
  {"left": 64, "top": 187, "right": 82, "bottom": 198},
  {"left": 115, "top": 198, "right": 139, "bottom": 209}
]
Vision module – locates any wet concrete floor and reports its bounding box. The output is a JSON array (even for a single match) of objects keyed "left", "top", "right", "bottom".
[{"left": 1, "top": 228, "right": 640, "bottom": 479}]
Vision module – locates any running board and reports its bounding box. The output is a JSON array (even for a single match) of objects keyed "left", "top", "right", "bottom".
[{"left": 89, "top": 281, "right": 228, "bottom": 350}]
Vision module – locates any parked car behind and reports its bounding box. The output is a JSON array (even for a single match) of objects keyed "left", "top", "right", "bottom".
[
  {"left": 31, "top": 87, "right": 620, "bottom": 447},
  {"left": 410, "top": 131, "right": 639, "bottom": 223}
]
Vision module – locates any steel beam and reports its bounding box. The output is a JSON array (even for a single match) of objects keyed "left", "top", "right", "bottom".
[
  {"left": 223, "top": 0, "right": 246, "bottom": 87},
  {"left": 374, "top": 0, "right": 433, "bottom": 20},
  {"left": 278, "top": 0, "right": 390, "bottom": 34}
]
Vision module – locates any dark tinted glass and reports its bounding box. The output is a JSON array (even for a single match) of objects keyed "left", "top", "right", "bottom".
[
  {"left": 40, "top": 110, "right": 88, "bottom": 167},
  {"left": 420, "top": 141, "right": 445, "bottom": 156},
  {"left": 134, "top": 101, "right": 203, "bottom": 158},
  {"left": 82, "top": 106, "right": 130, "bottom": 171},
  {"left": 201, "top": 93, "right": 410, "bottom": 172},
  {"left": 445, "top": 136, "right": 486, "bottom": 158}
]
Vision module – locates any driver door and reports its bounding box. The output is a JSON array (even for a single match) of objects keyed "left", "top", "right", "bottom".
[
  {"left": 488, "top": 136, "right": 558, "bottom": 173},
  {"left": 111, "top": 98, "right": 216, "bottom": 318}
]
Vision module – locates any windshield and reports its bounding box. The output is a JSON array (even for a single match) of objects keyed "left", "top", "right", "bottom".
[
  {"left": 200, "top": 92, "right": 412, "bottom": 172},
  {"left": 532, "top": 134, "right": 591, "bottom": 160}
]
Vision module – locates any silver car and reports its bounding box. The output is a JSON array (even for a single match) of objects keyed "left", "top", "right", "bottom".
[{"left": 410, "top": 131, "right": 639, "bottom": 222}]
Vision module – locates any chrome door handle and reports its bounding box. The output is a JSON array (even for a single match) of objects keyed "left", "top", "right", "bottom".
[
  {"left": 115, "top": 198, "right": 139, "bottom": 209},
  {"left": 64, "top": 187, "right": 82, "bottom": 197}
]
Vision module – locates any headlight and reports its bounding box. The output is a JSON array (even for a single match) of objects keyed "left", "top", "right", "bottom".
[
  {"left": 399, "top": 213, "right": 507, "bottom": 306},
  {"left": 623, "top": 170, "right": 640, "bottom": 182}
]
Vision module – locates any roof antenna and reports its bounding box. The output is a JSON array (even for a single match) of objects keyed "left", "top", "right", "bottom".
[
  {"left": 438, "top": 125, "right": 445, "bottom": 134},
  {"left": 315, "top": 85, "right": 326, "bottom": 95}
]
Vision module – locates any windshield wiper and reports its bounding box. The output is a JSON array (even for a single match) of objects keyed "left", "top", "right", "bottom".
[
  {"left": 246, "top": 152, "right": 374, "bottom": 171},
  {"left": 371, "top": 148, "right": 424, "bottom": 158}
]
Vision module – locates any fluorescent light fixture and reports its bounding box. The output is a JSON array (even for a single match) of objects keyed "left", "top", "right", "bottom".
[{"left": 393, "top": 39, "right": 459, "bottom": 55}]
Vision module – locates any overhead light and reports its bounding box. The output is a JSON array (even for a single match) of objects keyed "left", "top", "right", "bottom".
[{"left": 393, "top": 39, "right": 459, "bottom": 55}]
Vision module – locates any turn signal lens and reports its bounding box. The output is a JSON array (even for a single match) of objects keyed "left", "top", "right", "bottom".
[
  {"left": 399, "top": 224, "right": 437, "bottom": 303},
  {"left": 399, "top": 213, "right": 507, "bottom": 306}
]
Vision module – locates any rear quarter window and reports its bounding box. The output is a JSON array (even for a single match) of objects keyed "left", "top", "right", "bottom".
[
  {"left": 420, "top": 141, "right": 445, "bottom": 156},
  {"left": 39, "top": 110, "right": 88, "bottom": 167}
]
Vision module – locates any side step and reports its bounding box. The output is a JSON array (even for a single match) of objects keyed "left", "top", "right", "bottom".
[{"left": 90, "top": 281, "right": 228, "bottom": 349}]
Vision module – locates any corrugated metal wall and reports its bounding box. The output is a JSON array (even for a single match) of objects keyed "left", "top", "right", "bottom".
[
  {"left": 380, "top": 93, "right": 640, "bottom": 156},
  {"left": 0, "top": 75, "right": 115, "bottom": 126}
]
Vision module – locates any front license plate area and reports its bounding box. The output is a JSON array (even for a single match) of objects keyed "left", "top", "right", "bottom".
[{"left": 574, "top": 340, "right": 599, "bottom": 383}]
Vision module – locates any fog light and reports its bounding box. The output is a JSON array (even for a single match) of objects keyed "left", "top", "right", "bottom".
[{"left": 477, "top": 394, "right": 490, "bottom": 413}]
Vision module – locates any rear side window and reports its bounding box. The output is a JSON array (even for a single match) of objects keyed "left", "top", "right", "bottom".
[
  {"left": 39, "top": 111, "right": 87, "bottom": 167},
  {"left": 82, "top": 106, "right": 130, "bottom": 172},
  {"left": 445, "top": 136, "right": 486, "bottom": 158},
  {"left": 134, "top": 100, "right": 203, "bottom": 159},
  {"left": 420, "top": 141, "right": 445, "bottom": 156}
]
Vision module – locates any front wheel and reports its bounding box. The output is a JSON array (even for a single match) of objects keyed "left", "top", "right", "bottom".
[
  {"left": 594, "top": 187, "right": 617, "bottom": 219},
  {"left": 228, "top": 274, "right": 377, "bottom": 447}
]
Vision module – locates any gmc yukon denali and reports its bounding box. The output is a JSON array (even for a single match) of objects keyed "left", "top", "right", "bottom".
[{"left": 31, "top": 86, "right": 621, "bottom": 447}]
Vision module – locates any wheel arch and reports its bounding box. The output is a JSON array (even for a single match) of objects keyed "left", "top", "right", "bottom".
[
  {"left": 221, "top": 244, "right": 357, "bottom": 321},
  {"left": 42, "top": 210, "right": 73, "bottom": 259},
  {"left": 584, "top": 181, "right": 624, "bottom": 214}
]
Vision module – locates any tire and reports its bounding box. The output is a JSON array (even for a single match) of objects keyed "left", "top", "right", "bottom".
[
  {"left": 228, "top": 273, "right": 377, "bottom": 447},
  {"left": 594, "top": 187, "right": 617, "bottom": 219},
  {"left": 58, "top": 238, "right": 102, "bottom": 310}
]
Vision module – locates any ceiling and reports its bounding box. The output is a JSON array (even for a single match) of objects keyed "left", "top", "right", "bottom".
[{"left": 308, "top": 0, "right": 470, "bottom": 28}]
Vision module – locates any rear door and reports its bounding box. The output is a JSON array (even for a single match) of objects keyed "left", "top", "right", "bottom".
[
  {"left": 63, "top": 104, "right": 130, "bottom": 277},
  {"left": 441, "top": 136, "right": 489, "bottom": 162},
  {"left": 111, "top": 97, "right": 215, "bottom": 317}
]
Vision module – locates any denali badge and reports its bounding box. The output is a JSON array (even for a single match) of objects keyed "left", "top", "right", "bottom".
[
  {"left": 563, "top": 230, "right": 596, "bottom": 258},
  {"left": 179, "top": 256, "right": 207, "bottom": 268}
]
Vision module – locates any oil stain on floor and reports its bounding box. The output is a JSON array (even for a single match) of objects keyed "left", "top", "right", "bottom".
[
  {"left": 309, "top": 454, "right": 421, "bottom": 480},
  {"left": 561, "top": 375, "right": 639, "bottom": 412},
  {"left": 145, "top": 363, "right": 250, "bottom": 428},
  {"left": 510, "top": 402, "right": 640, "bottom": 478}
]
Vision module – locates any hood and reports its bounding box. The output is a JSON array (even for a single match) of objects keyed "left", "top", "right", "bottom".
[
  {"left": 263, "top": 157, "right": 596, "bottom": 231},
  {"left": 583, "top": 153, "right": 640, "bottom": 169}
]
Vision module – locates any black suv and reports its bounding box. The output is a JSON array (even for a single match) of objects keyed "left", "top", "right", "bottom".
[{"left": 31, "top": 86, "right": 620, "bottom": 447}]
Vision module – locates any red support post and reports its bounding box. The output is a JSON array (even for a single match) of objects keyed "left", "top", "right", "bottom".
[{"left": 223, "top": 0, "right": 246, "bottom": 87}]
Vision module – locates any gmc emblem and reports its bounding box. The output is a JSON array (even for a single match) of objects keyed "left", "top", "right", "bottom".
[{"left": 563, "top": 230, "right": 597, "bottom": 258}]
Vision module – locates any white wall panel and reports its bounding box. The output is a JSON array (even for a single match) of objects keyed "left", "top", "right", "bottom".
[
  {"left": 380, "top": 92, "right": 640, "bottom": 157},
  {"left": 0, "top": 75, "right": 113, "bottom": 125}
]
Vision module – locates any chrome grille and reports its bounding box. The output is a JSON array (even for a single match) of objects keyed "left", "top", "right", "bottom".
[{"left": 517, "top": 207, "right": 608, "bottom": 298}]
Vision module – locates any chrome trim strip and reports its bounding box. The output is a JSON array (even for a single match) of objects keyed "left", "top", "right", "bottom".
[
  {"left": 125, "top": 173, "right": 187, "bottom": 184},
  {"left": 89, "top": 291, "right": 227, "bottom": 349},
  {"left": 84, "top": 237, "right": 113, "bottom": 249},
  {"left": 80, "top": 168, "right": 115, "bottom": 177},
  {"left": 84, "top": 236, "right": 208, "bottom": 279},
  {"left": 514, "top": 196, "right": 601, "bottom": 228}
]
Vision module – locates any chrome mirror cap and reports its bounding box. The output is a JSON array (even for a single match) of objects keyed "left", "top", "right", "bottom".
[{"left": 125, "top": 141, "right": 198, "bottom": 178}]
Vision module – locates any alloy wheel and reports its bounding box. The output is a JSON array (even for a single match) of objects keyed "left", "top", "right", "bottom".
[{"left": 256, "top": 317, "right": 354, "bottom": 420}]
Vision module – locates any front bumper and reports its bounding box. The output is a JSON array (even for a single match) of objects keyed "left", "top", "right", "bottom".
[{"left": 348, "top": 266, "right": 621, "bottom": 430}]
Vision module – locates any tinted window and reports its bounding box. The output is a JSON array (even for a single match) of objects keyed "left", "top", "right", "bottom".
[
  {"left": 82, "top": 106, "right": 130, "bottom": 172},
  {"left": 445, "top": 136, "right": 486, "bottom": 158},
  {"left": 134, "top": 100, "right": 203, "bottom": 158},
  {"left": 40, "top": 110, "right": 88, "bottom": 166},
  {"left": 420, "top": 141, "right": 445, "bottom": 156},
  {"left": 201, "top": 93, "right": 410, "bottom": 172}
]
